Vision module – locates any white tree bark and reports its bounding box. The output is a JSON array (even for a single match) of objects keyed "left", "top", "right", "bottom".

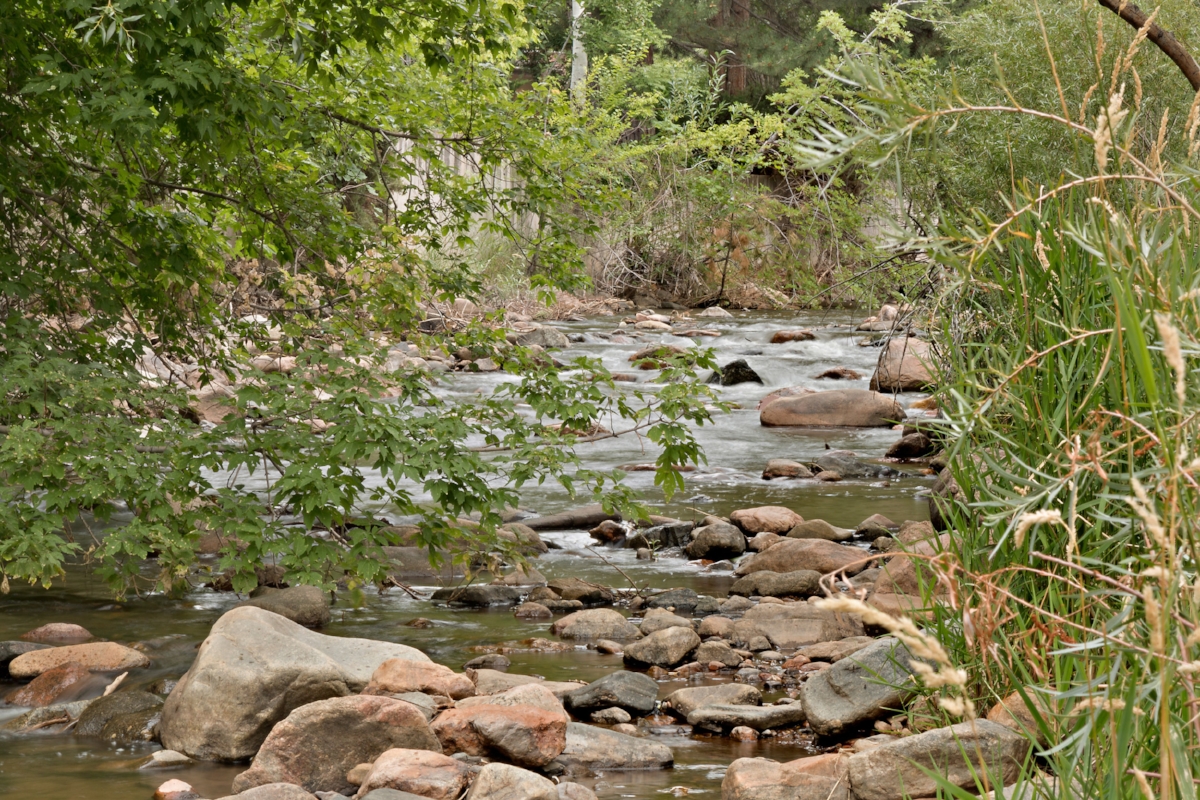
[{"left": 569, "top": 0, "right": 588, "bottom": 97}]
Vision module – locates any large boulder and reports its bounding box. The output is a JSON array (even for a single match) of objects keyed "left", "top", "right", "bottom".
[
  {"left": 723, "top": 753, "right": 850, "bottom": 800},
  {"left": 730, "top": 507, "right": 803, "bottom": 535},
  {"left": 431, "top": 704, "right": 567, "bottom": 767},
  {"left": 230, "top": 695, "right": 440, "bottom": 795},
  {"left": 21, "top": 623, "right": 93, "bottom": 643},
  {"left": 557, "top": 722, "right": 674, "bottom": 771},
  {"left": 563, "top": 671, "right": 659, "bottom": 717},
  {"left": 847, "top": 721, "right": 1032, "bottom": 800},
  {"left": 733, "top": 539, "right": 867, "bottom": 578},
  {"left": 729, "top": 570, "right": 822, "bottom": 598},
  {"left": 800, "top": 638, "right": 918, "bottom": 737},
  {"left": 708, "top": 358, "right": 763, "bottom": 386},
  {"left": 551, "top": 609, "right": 640, "bottom": 640},
  {"left": 239, "top": 586, "right": 331, "bottom": 628},
  {"left": 638, "top": 608, "right": 693, "bottom": 635},
  {"left": 160, "top": 606, "right": 431, "bottom": 761},
  {"left": 623, "top": 627, "right": 700, "bottom": 668},
  {"left": 516, "top": 326, "right": 570, "bottom": 349},
  {"left": 466, "top": 763, "right": 557, "bottom": 800},
  {"left": 759, "top": 390, "right": 903, "bottom": 428},
  {"left": 686, "top": 522, "right": 747, "bottom": 560},
  {"left": 7, "top": 642, "right": 151, "bottom": 679},
  {"left": 664, "top": 684, "right": 761, "bottom": 719},
  {"left": 355, "top": 749, "right": 471, "bottom": 800},
  {"left": 870, "top": 337, "right": 935, "bottom": 392}
]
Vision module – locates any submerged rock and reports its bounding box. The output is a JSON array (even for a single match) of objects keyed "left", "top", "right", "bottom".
[
  {"left": 75, "top": 690, "right": 163, "bottom": 742},
  {"left": 5, "top": 662, "right": 97, "bottom": 707},
  {"left": 8, "top": 642, "right": 151, "bottom": 679},
  {"left": 230, "top": 695, "right": 439, "bottom": 795},
  {"left": 20, "top": 623, "right": 93, "bottom": 643},
  {"left": 160, "top": 606, "right": 430, "bottom": 761},
  {"left": 813, "top": 450, "right": 898, "bottom": 479}
]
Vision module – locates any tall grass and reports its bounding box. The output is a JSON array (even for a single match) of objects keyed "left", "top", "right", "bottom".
[{"left": 801, "top": 3, "right": 1200, "bottom": 796}]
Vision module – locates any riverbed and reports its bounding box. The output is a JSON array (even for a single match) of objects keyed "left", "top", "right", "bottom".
[{"left": 0, "top": 309, "right": 933, "bottom": 799}]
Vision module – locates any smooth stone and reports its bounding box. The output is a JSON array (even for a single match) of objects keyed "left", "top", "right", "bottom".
[
  {"left": 5, "top": 662, "right": 98, "bottom": 707},
  {"left": 733, "top": 605, "right": 865, "bottom": 651},
  {"left": 733, "top": 539, "right": 868, "bottom": 578},
  {"left": 464, "top": 762, "right": 557, "bottom": 800},
  {"left": 590, "top": 707, "right": 631, "bottom": 725},
  {"left": 645, "top": 587, "right": 700, "bottom": 611},
  {"left": 664, "top": 684, "right": 761, "bottom": 718},
  {"left": 794, "top": 637, "right": 877, "bottom": 663},
  {"left": 694, "top": 640, "right": 741, "bottom": 668},
  {"left": 365, "top": 659, "right": 475, "bottom": 700},
  {"left": 729, "top": 570, "right": 822, "bottom": 598},
  {"left": 759, "top": 389, "right": 903, "bottom": 428},
  {"left": 218, "top": 785, "right": 318, "bottom": 800},
  {"left": 230, "top": 695, "right": 440, "bottom": 795},
  {"left": 685, "top": 522, "right": 747, "bottom": 560},
  {"left": 455, "top": 683, "right": 569, "bottom": 721},
  {"left": 20, "top": 623, "right": 93, "bottom": 643},
  {"left": 160, "top": 607, "right": 430, "bottom": 761},
  {"left": 547, "top": 578, "right": 614, "bottom": 607},
  {"left": 869, "top": 337, "right": 934, "bottom": 392},
  {"left": 431, "top": 705, "right": 567, "bottom": 767},
  {"left": 730, "top": 507, "right": 803, "bottom": 535},
  {"left": 563, "top": 671, "right": 659, "bottom": 717},
  {"left": 687, "top": 702, "right": 807, "bottom": 732},
  {"left": 800, "top": 638, "right": 918, "bottom": 737},
  {"left": 551, "top": 609, "right": 640, "bottom": 640},
  {"left": 639, "top": 608, "right": 693, "bottom": 635},
  {"left": 146, "top": 750, "right": 192, "bottom": 768},
  {"left": 623, "top": 627, "right": 700, "bottom": 669},
  {"left": 240, "top": 585, "right": 331, "bottom": 628},
  {"left": 762, "top": 459, "right": 815, "bottom": 480},
  {"left": 463, "top": 654, "right": 510, "bottom": 672},
  {"left": 521, "top": 505, "right": 617, "bottom": 532},
  {"left": 723, "top": 753, "right": 850, "bottom": 800},
  {"left": 355, "top": 749, "right": 471, "bottom": 800},
  {"left": 8, "top": 642, "right": 151, "bottom": 679},
  {"left": 467, "top": 669, "right": 586, "bottom": 699},
  {"left": 787, "top": 519, "right": 853, "bottom": 542},
  {"left": 557, "top": 722, "right": 674, "bottom": 770}
]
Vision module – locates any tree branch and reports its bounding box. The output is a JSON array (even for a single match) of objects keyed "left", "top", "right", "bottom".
[{"left": 1097, "top": 0, "right": 1200, "bottom": 91}]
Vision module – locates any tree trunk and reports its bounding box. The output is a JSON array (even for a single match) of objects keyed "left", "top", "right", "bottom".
[
  {"left": 570, "top": 0, "right": 588, "bottom": 97},
  {"left": 1097, "top": 0, "right": 1200, "bottom": 91}
]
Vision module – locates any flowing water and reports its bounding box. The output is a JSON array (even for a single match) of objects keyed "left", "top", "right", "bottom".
[{"left": 0, "top": 310, "right": 933, "bottom": 799}]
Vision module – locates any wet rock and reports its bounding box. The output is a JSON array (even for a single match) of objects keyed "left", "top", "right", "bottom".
[
  {"left": 719, "top": 596, "right": 753, "bottom": 615},
  {"left": 856, "top": 514, "right": 899, "bottom": 538},
  {"left": 730, "top": 725, "right": 758, "bottom": 741},
  {"left": 240, "top": 586, "right": 331, "bottom": 628},
  {"left": 20, "top": 623, "right": 93, "bottom": 643},
  {"left": 0, "top": 641, "right": 51, "bottom": 679},
  {"left": 814, "top": 367, "right": 862, "bottom": 381},
  {"left": 432, "top": 704, "right": 567, "bottom": 767},
  {"left": 405, "top": 618, "right": 434, "bottom": 629},
  {"left": 759, "top": 389, "right": 904, "bottom": 428},
  {"left": 8, "top": 642, "right": 151, "bottom": 679},
  {"left": 5, "top": 662, "right": 97, "bottom": 707},
  {"left": 145, "top": 749, "right": 192, "bottom": 768},
  {"left": 382, "top": 547, "right": 464, "bottom": 582},
  {"left": 688, "top": 702, "right": 807, "bottom": 732},
  {"left": 762, "top": 460, "right": 814, "bottom": 480},
  {"left": 870, "top": 337, "right": 934, "bottom": 393},
  {"left": 589, "top": 520, "right": 627, "bottom": 543},
  {"left": 734, "top": 605, "right": 865, "bottom": 651},
  {"left": 640, "top": 521, "right": 694, "bottom": 550},
  {"left": 708, "top": 358, "right": 763, "bottom": 386},
  {"left": 694, "top": 640, "right": 741, "bottom": 668},
  {"left": 551, "top": 609, "right": 640, "bottom": 640},
  {"left": 787, "top": 519, "right": 853, "bottom": 542},
  {"left": 1, "top": 699, "right": 92, "bottom": 732},
  {"left": 757, "top": 386, "right": 817, "bottom": 410},
  {"left": 463, "top": 654, "right": 510, "bottom": 672},
  {"left": 590, "top": 707, "right": 631, "bottom": 725},
  {"left": 516, "top": 327, "right": 570, "bottom": 349},
  {"left": 623, "top": 627, "right": 700, "bottom": 668},
  {"left": 455, "top": 682, "right": 569, "bottom": 721},
  {"left": 563, "top": 671, "right": 659, "bottom": 717},
  {"left": 645, "top": 587, "right": 701, "bottom": 612},
  {"left": 430, "top": 585, "right": 522, "bottom": 607},
  {"left": 698, "top": 616, "right": 735, "bottom": 637},
  {"left": 800, "top": 638, "right": 918, "bottom": 737},
  {"left": 730, "top": 507, "right": 803, "bottom": 535},
  {"left": 76, "top": 690, "right": 163, "bottom": 741},
  {"left": 664, "top": 684, "right": 761, "bottom": 718},
  {"left": 813, "top": 450, "right": 897, "bottom": 479},
  {"left": 723, "top": 753, "right": 850, "bottom": 800},
  {"left": 523, "top": 505, "right": 619, "bottom": 532},
  {"left": 733, "top": 538, "right": 867, "bottom": 578},
  {"left": 729, "top": 570, "right": 822, "bottom": 598},
  {"left": 557, "top": 722, "right": 674, "bottom": 770},
  {"left": 466, "top": 762, "right": 557, "bottom": 800},
  {"left": 543, "top": 599, "right": 585, "bottom": 613},
  {"left": 847, "top": 720, "right": 1031, "bottom": 800},
  {"left": 794, "top": 637, "right": 876, "bottom": 663},
  {"left": 770, "top": 330, "right": 815, "bottom": 343},
  {"left": 160, "top": 606, "right": 431, "bottom": 761},
  {"left": 639, "top": 608, "right": 693, "bottom": 635},
  {"left": 886, "top": 432, "right": 934, "bottom": 460},
  {"left": 355, "top": 749, "right": 471, "bottom": 800},
  {"left": 548, "top": 578, "right": 615, "bottom": 607},
  {"left": 230, "top": 695, "right": 439, "bottom": 795},
  {"left": 366, "top": 659, "right": 475, "bottom": 700},
  {"left": 685, "top": 523, "right": 747, "bottom": 560}
]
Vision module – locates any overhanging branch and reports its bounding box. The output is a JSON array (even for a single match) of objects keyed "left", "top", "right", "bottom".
[{"left": 1098, "top": 0, "right": 1200, "bottom": 91}]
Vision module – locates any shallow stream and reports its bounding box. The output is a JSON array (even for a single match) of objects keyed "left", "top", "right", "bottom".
[{"left": 0, "top": 310, "right": 933, "bottom": 799}]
